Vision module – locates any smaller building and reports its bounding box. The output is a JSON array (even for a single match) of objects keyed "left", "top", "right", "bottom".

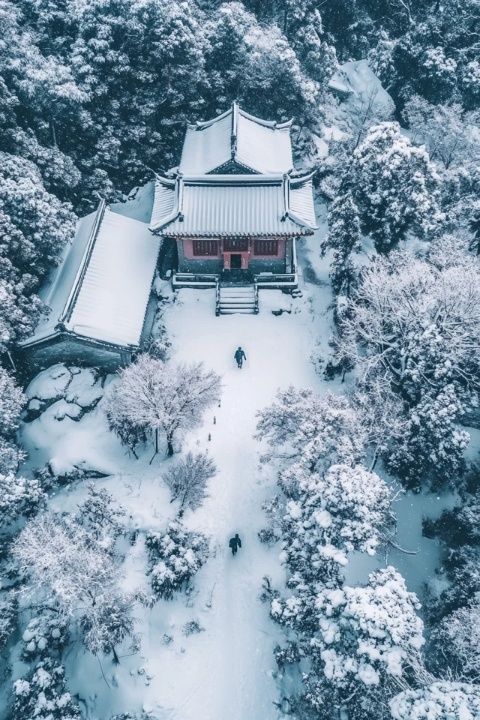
[
  {"left": 19, "top": 199, "right": 160, "bottom": 371},
  {"left": 150, "top": 103, "right": 317, "bottom": 288}
]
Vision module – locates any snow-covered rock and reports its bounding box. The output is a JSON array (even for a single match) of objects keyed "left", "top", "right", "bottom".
[
  {"left": 26, "top": 364, "right": 72, "bottom": 402},
  {"left": 328, "top": 59, "right": 395, "bottom": 118}
]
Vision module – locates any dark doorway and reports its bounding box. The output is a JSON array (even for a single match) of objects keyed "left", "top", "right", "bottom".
[{"left": 230, "top": 254, "right": 242, "bottom": 270}]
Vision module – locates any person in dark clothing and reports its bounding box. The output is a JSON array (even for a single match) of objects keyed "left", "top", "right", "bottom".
[
  {"left": 229, "top": 533, "right": 242, "bottom": 556},
  {"left": 234, "top": 346, "right": 246, "bottom": 368}
]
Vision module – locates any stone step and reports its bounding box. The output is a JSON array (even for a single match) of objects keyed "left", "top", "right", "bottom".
[
  {"left": 219, "top": 289, "right": 255, "bottom": 297},
  {"left": 219, "top": 308, "right": 256, "bottom": 315},
  {"left": 219, "top": 303, "right": 255, "bottom": 309}
]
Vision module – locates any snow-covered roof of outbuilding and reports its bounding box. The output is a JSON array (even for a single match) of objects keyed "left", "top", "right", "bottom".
[
  {"left": 21, "top": 202, "right": 160, "bottom": 350},
  {"left": 150, "top": 174, "right": 317, "bottom": 238},
  {"left": 179, "top": 103, "right": 294, "bottom": 175}
]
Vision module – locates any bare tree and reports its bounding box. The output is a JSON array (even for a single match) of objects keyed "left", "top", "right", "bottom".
[{"left": 164, "top": 452, "right": 216, "bottom": 514}]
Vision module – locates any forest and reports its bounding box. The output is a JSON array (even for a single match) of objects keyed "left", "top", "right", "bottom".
[{"left": 0, "top": 1, "right": 480, "bottom": 719}]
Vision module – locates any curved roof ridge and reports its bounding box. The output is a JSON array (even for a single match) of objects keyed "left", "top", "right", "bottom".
[
  {"left": 239, "top": 106, "right": 293, "bottom": 129},
  {"left": 188, "top": 106, "right": 232, "bottom": 131},
  {"left": 186, "top": 103, "right": 293, "bottom": 132}
]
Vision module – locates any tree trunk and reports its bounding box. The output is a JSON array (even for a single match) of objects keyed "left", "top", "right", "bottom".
[
  {"left": 50, "top": 117, "right": 57, "bottom": 148},
  {"left": 167, "top": 434, "right": 174, "bottom": 456},
  {"left": 111, "top": 646, "right": 120, "bottom": 665}
]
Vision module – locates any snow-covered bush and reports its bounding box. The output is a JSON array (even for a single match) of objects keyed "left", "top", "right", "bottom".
[
  {"left": 21, "top": 609, "right": 68, "bottom": 662},
  {"left": 164, "top": 451, "right": 216, "bottom": 513},
  {"left": 12, "top": 661, "right": 80, "bottom": 720},
  {"left": 390, "top": 681, "right": 480, "bottom": 720},
  {"left": 256, "top": 388, "right": 367, "bottom": 474},
  {"left": 146, "top": 520, "right": 209, "bottom": 600},
  {"left": 105, "top": 355, "right": 221, "bottom": 456}
]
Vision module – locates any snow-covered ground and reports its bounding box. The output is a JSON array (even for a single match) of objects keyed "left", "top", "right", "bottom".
[{"left": 16, "top": 230, "right": 464, "bottom": 719}]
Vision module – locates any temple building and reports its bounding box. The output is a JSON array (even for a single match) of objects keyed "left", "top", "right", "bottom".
[
  {"left": 19, "top": 104, "right": 317, "bottom": 369},
  {"left": 150, "top": 103, "right": 317, "bottom": 290}
]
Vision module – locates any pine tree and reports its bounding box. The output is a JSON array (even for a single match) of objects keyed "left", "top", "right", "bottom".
[{"left": 353, "top": 122, "right": 442, "bottom": 252}]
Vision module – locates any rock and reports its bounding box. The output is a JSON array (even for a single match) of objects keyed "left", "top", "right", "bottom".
[
  {"left": 65, "top": 368, "right": 103, "bottom": 408},
  {"left": 26, "top": 364, "right": 72, "bottom": 401},
  {"left": 52, "top": 400, "right": 83, "bottom": 421}
]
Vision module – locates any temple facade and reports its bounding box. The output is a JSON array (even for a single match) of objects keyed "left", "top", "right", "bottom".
[
  {"left": 19, "top": 104, "right": 317, "bottom": 369},
  {"left": 150, "top": 103, "right": 317, "bottom": 289}
]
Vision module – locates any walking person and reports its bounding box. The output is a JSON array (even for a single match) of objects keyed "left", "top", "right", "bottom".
[
  {"left": 229, "top": 533, "right": 242, "bottom": 556},
  {"left": 234, "top": 346, "right": 246, "bottom": 369}
]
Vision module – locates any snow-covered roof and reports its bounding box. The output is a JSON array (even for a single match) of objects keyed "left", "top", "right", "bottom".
[
  {"left": 150, "top": 174, "right": 317, "bottom": 238},
  {"left": 21, "top": 202, "right": 160, "bottom": 350},
  {"left": 179, "top": 103, "right": 294, "bottom": 175}
]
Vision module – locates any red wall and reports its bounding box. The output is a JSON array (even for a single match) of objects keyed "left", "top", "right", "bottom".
[{"left": 182, "top": 238, "right": 285, "bottom": 261}]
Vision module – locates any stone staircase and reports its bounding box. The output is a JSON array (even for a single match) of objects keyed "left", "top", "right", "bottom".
[{"left": 216, "top": 283, "right": 259, "bottom": 315}]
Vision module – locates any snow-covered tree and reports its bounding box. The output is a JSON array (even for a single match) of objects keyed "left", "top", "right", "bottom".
[
  {"left": 389, "top": 384, "right": 470, "bottom": 484},
  {"left": 335, "top": 252, "right": 480, "bottom": 483},
  {"left": 296, "top": 568, "right": 424, "bottom": 719},
  {"left": 352, "top": 122, "right": 442, "bottom": 252},
  {"left": 353, "top": 379, "right": 408, "bottom": 471},
  {"left": 431, "top": 546, "right": 480, "bottom": 621},
  {"left": 80, "top": 594, "right": 136, "bottom": 664},
  {"left": 12, "top": 661, "right": 81, "bottom": 720},
  {"left": 13, "top": 512, "right": 135, "bottom": 662},
  {"left": 323, "top": 182, "right": 362, "bottom": 296},
  {"left": 0, "top": 275, "right": 43, "bottom": 353},
  {"left": 0, "top": 472, "right": 45, "bottom": 534},
  {"left": 105, "top": 355, "right": 221, "bottom": 456},
  {"left": 402, "top": 97, "right": 480, "bottom": 170},
  {"left": 390, "top": 681, "right": 480, "bottom": 720},
  {"left": 0, "top": 152, "right": 76, "bottom": 281},
  {"left": 277, "top": 463, "right": 393, "bottom": 586},
  {"left": 0, "top": 368, "right": 25, "bottom": 438},
  {"left": 203, "top": 2, "right": 319, "bottom": 127},
  {"left": 428, "top": 594, "right": 480, "bottom": 683},
  {"left": 280, "top": 0, "right": 337, "bottom": 86},
  {"left": 256, "top": 388, "right": 367, "bottom": 474},
  {"left": 0, "top": 438, "right": 25, "bottom": 476},
  {"left": 164, "top": 451, "right": 216, "bottom": 514},
  {"left": 76, "top": 483, "right": 126, "bottom": 552},
  {"left": 0, "top": 593, "right": 17, "bottom": 651},
  {"left": 337, "top": 254, "right": 480, "bottom": 395},
  {"left": 146, "top": 520, "right": 209, "bottom": 600}
]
